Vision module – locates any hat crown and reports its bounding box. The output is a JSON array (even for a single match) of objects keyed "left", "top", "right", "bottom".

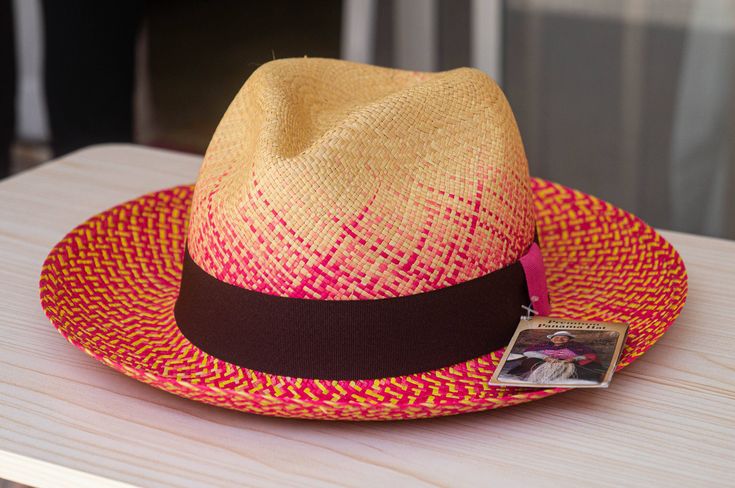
[{"left": 187, "top": 58, "right": 534, "bottom": 299}]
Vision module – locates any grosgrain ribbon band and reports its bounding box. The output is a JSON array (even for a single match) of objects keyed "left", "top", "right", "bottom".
[{"left": 174, "top": 243, "right": 550, "bottom": 380}]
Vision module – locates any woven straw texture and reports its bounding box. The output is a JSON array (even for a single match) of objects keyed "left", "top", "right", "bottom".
[
  {"left": 39, "top": 179, "right": 687, "bottom": 420},
  {"left": 186, "top": 58, "right": 535, "bottom": 299},
  {"left": 39, "top": 59, "right": 687, "bottom": 420}
]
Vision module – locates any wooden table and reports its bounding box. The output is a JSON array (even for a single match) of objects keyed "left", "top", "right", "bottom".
[{"left": 1, "top": 145, "right": 733, "bottom": 488}]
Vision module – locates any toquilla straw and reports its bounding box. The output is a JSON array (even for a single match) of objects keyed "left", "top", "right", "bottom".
[{"left": 40, "top": 58, "right": 687, "bottom": 420}]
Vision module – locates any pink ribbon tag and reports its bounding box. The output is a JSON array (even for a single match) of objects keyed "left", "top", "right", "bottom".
[{"left": 519, "top": 242, "right": 551, "bottom": 316}]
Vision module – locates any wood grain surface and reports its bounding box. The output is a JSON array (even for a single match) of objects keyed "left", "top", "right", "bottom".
[{"left": 0, "top": 145, "right": 733, "bottom": 488}]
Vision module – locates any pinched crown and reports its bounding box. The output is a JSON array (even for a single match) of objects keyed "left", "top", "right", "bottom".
[{"left": 186, "top": 58, "right": 534, "bottom": 300}]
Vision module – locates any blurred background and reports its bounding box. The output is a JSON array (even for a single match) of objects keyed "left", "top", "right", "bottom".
[{"left": 1, "top": 0, "right": 734, "bottom": 239}]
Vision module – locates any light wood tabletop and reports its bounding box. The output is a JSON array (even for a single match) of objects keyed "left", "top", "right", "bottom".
[{"left": 1, "top": 144, "right": 733, "bottom": 488}]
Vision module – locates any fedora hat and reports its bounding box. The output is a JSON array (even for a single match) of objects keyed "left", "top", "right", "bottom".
[{"left": 39, "top": 58, "right": 687, "bottom": 420}]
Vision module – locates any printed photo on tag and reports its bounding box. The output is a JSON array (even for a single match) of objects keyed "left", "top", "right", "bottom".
[{"left": 489, "top": 317, "right": 629, "bottom": 388}]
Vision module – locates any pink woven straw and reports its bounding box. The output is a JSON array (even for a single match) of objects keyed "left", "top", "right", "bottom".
[
  {"left": 186, "top": 58, "right": 535, "bottom": 301},
  {"left": 39, "top": 58, "right": 688, "bottom": 420},
  {"left": 39, "top": 179, "right": 687, "bottom": 420}
]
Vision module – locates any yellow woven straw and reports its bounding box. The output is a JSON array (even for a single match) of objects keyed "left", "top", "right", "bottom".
[
  {"left": 188, "top": 58, "right": 535, "bottom": 299},
  {"left": 39, "top": 58, "right": 688, "bottom": 420}
]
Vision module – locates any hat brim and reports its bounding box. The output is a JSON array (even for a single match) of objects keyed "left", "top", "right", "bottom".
[{"left": 39, "top": 178, "right": 687, "bottom": 420}]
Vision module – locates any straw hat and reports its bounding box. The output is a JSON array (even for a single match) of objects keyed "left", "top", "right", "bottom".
[
  {"left": 39, "top": 58, "right": 687, "bottom": 420},
  {"left": 547, "top": 331, "right": 576, "bottom": 339}
]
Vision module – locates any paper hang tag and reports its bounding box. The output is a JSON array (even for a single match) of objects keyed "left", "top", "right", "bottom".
[{"left": 489, "top": 316, "right": 630, "bottom": 389}]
